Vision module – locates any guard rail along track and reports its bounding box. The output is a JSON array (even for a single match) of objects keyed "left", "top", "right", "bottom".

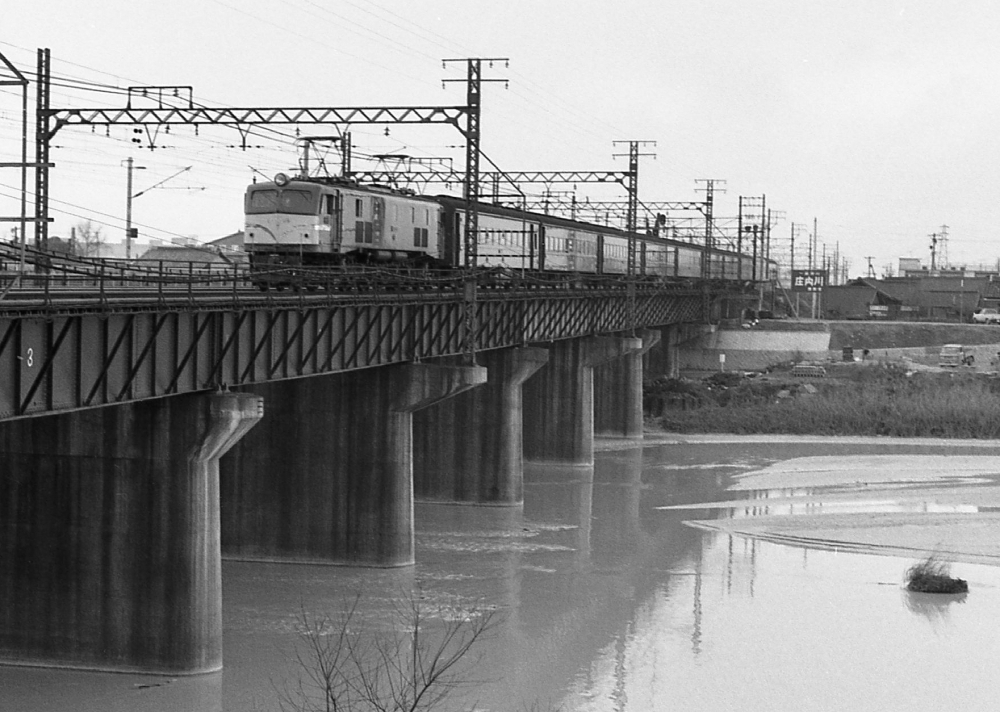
[{"left": 0, "top": 243, "right": 750, "bottom": 420}]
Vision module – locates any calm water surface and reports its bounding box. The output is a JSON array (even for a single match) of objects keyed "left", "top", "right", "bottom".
[{"left": 4, "top": 440, "right": 1000, "bottom": 711}]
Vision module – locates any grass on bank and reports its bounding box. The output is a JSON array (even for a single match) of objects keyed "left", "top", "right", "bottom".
[{"left": 646, "top": 364, "right": 1000, "bottom": 438}]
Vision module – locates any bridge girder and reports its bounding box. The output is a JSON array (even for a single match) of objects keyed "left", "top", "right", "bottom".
[{"left": 0, "top": 285, "right": 720, "bottom": 421}]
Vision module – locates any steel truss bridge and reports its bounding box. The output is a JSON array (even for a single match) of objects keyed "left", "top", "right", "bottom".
[{"left": 0, "top": 246, "right": 746, "bottom": 421}]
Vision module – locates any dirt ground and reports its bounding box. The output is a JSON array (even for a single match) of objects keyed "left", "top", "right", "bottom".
[{"left": 825, "top": 320, "right": 1000, "bottom": 350}]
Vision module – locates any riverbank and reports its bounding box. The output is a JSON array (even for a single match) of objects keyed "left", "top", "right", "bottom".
[
  {"left": 646, "top": 436, "right": 1000, "bottom": 566},
  {"left": 647, "top": 361, "right": 1000, "bottom": 438},
  {"left": 678, "top": 318, "right": 1000, "bottom": 371},
  {"left": 644, "top": 358, "right": 1000, "bottom": 567}
]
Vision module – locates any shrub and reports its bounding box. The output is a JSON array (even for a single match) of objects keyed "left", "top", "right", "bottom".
[
  {"left": 905, "top": 556, "right": 969, "bottom": 594},
  {"left": 651, "top": 367, "right": 1000, "bottom": 439}
]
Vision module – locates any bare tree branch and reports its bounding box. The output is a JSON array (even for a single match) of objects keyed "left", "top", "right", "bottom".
[{"left": 275, "top": 589, "right": 503, "bottom": 712}]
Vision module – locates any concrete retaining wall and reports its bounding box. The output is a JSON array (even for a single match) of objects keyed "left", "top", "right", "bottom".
[{"left": 679, "top": 327, "right": 832, "bottom": 371}]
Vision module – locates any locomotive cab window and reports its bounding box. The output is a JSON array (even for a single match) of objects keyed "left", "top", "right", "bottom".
[
  {"left": 355, "top": 199, "right": 364, "bottom": 217},
  {"left": 278, "top": 189, "right": 316, "bottom": 214},
  {"left": 247, "top": 189, "right": 279, "bottom": 213},
  {"left": 246, "top": 187, "right": 318, "bottom": 214}
]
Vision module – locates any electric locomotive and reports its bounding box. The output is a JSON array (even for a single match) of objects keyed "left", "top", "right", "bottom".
[
  {"left": 244, "top": 173, "right": 768, "bottom": 286},
  {"left": 244, "top": 173, "right": 443, "bottom": 274}
]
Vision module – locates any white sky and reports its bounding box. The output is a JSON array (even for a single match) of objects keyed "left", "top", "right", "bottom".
[{"left": 2, "top": 0, "right": 998, "bottom": 277}]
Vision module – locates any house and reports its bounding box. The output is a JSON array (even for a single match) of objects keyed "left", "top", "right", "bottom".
[
  {"left": 135, "top": 245, "right": 234, "bottom": 268},
  {"left": 879, "top": 275, "right": 983, "bottom": 321},
  {"left": 207, "top": 230, "right": 244, "bottom": 252},
  {"left": 822, "top": 279, "right": 902, "bottom": 320},
  {"left": 136, "top": 230, "right": 248, "bottom": 268}
]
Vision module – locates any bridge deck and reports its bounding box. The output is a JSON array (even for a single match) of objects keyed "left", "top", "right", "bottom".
[{"left": 0, "top": 266, "right": 746, "bottom": 420}]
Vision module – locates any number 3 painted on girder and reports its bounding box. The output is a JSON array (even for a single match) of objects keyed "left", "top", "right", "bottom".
[{"left": 25, "top": 348, "right": 33, "bottom": 367}]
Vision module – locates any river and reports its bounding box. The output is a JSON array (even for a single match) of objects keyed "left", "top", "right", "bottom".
[{"left": 4, "top": 436, "right": 1000, "bottom": 711}]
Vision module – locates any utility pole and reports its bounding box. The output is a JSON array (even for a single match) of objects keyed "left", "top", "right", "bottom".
[
  {"left": 124, "top": 162, "right": 197, "bottom": 259},
  {"left": 612, "top": 140, "right": 656, "bottom": 278},
  {"left": 442, "top": 57, "right": 507, "bottom": 365},
  {"left": 929, "top": 232, "right": 938, "bottom": 271},
  {"left": 791, "top": 223, "right": 809, "bottom": 273},
  {"left": 765, "top": 206, "right": 783, "bottom": 283},
  {"left": 443, "top": 57, "right": 508, "bottom": 270},
  {"left": 124, "top": 157, "right": 143, "bottom": 259},
  {"left": 738, "top": 197, "right": 744, "bottom": 280},
  {"left": 790, "top": 223, "right": 795, "bottom": 272},
  {"left": 811, "top": 217, "right": 818, "bottom": 270},
  {"left": 695, "top": 179, "right": 726, "bottom": 279},
  {"left": 611, "top": 140, "right": 656, "bottom": 334},
  {"left": 0, "top": 49, "right": 31, "bottom": 286},
  {"left": 35, "top": 48, "right": 51, "bottom": 250}
]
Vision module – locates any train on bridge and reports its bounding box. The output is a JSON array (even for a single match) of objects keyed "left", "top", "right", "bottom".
[{"left": 244, "top": 174, "right": 768, "bottom": 287}]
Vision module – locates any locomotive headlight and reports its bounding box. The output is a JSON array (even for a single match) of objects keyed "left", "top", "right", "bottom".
[{"left": 274, "top": 172, "right": 290, "bottom": 186}]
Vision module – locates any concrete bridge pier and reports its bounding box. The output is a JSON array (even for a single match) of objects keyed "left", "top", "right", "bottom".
[
  {"left": 644, "top": 324, "right": 683, "bottom": 380},
  {"left": 522, "top": 336, "right": 643, "bottom": 466},
  {"left": 220, "top": 363, "right": 487, "bottom": 567},
  {"left": 413, "top": 347, "right": 548, "bottom": 506},
  {"left": 592, "top": 447, "right": 644, "bottom": 560},
  {"left": 0, "top": 391, "right": 262, "bottom": 674},
  {"left": 594, "top": 329, "right": 662, "bottom": 439}
]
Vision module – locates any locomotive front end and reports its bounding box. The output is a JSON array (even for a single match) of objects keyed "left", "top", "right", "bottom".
[{"left": 244, "top": 173, "right": 337, "bottom": 288}]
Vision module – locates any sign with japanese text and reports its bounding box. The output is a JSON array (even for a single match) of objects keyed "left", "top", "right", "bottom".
[{"left": 791, "top": 269, "right": 827, "bottom": 292}]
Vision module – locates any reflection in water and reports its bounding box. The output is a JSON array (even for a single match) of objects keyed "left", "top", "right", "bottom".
[
  {"left": 728, "top": 493, "right": 982, "bottom": 519},
  {"left": 0, "top": 667, "right": 223, "bottom": 712},
  {"left": 903, "top": 590, "right": 967, "bottom": 626},
  {"left": 3, "top": 440, "right": 1000, "bottom": 711}
]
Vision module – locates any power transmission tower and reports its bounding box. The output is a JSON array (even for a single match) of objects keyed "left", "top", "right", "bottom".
[
  {"left": 938, "top": 224, "right": 950, "bottom": 267},
  {"left": 865, "top": 256, "right": 875, "bottom": 279}
]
